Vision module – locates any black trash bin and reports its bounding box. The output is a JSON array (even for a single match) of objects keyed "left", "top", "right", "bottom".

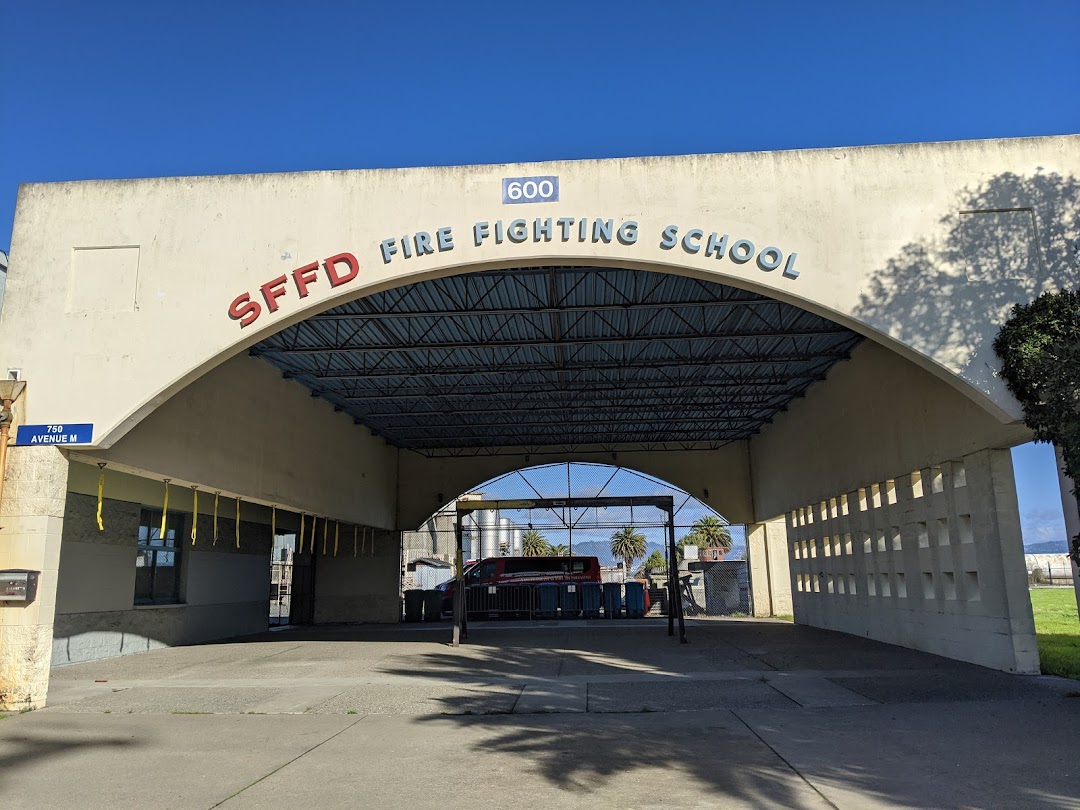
[
  {"left": 403, "top": 589, "right": 424, "bottom": 622},
  {"left": 423, "top": 589, "right": 442, "bottom": 622}
]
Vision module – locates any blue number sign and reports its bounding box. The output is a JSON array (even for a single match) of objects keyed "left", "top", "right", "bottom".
[{"left": 502, "top": 176, "right": 559, "bottom": 204}]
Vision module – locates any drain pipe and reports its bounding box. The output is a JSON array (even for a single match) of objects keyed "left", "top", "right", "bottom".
[{"left": 0, "top": 380, "right": 27, "bottom": 520}]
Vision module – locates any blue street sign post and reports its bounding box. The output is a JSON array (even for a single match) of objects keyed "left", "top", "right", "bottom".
[{"left": 15, "top": 424, "right": 94, "bottom": 446}]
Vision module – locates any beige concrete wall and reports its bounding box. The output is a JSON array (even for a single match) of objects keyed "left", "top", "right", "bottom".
[
  {"left": 52, "top": 462, "right": 402, "bottom": 667},
  {"left": 750, "top": 340, "right": 1031, "bottom": 522},
  {"left": 0, "top": 447, "right": 69, "bottom": 709},
  {"left": 53, "top": 482, "right": 274, "bottom": 666},
  {"left": 748, "top": 518, "right": 793, "bottom": 617},
  {"left": 2, "top": 136, "right": 1078, "bottom": 453},
  {"left": 786, "top": 450, "right": 1038, "bottom": 673},
  {"left": 73, "top": 353, "right": 398, "bottom": 529},
  {"left": 312, "top": 528, "right": 400, "bottom": 624},
  {"left": 397, "top": 443, "right": 754, "bottom": 531}
]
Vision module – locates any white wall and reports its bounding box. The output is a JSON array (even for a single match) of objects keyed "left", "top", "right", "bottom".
[
  {"left": 76, "top": 352, "right": 399, "bottom": 529},
  {"left": 786, "top": 450, "right": 1038, "bottom": 673},
  {"left": 2, "top": 136, "right": 1078, "bottom": 452},
  {"left": 750, "top": 339, "right": 1030, "bottom": 522}
]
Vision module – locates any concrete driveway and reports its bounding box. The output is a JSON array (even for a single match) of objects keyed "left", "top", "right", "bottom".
[{"left": 2, "top": 618, "right": 1078, "bottom": 809}]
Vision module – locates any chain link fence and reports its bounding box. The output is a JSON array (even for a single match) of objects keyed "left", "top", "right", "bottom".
[{"left": 400, "top": 462, "right": 750, "bottom": 619}]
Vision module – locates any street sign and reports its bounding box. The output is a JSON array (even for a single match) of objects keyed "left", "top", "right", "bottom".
[{"left": 15, "top": 423, "right": 93, "bottom": 446}]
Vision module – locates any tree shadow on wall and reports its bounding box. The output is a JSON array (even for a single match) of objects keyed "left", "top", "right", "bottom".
[{"left": 853, "top": 170, "right": 1080, "bottom": 404}]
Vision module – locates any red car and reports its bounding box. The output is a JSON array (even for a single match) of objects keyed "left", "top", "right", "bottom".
[{"left": 439, "top": 556, "right": 601, "bottom": 615}]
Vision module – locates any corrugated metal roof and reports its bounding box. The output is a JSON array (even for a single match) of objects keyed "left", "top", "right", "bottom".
[{"left": 252, "top": 266, "right": 862, "bottom": 454}]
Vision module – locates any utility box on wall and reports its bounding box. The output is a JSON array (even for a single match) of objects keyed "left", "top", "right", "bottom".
[{"left": 0, "top": 570, "right": 40, "bottom": 603}]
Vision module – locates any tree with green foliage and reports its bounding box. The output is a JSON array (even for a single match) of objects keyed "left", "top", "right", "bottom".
[
  {"left": 677, "top": 515, "right": 734, "bottom": 561},
  {"left": 643, "top": 549, "right": 667, "bottom": 572},
  {"left": 521, "top": 529, "right": 551, "bottom": 557},
  {"left": 549, "top": 543, "right": 570, "bottom": 556},
  {"left": 994, "top": 289, "right": 1080, "bottom": 563},
  {"left": 610, "top": 526, "right": 647, "bottom": 575}
]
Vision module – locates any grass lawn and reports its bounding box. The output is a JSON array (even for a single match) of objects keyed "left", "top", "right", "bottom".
[{"left": 1029, "top": 587, "right": 1080, "bottom": 680}]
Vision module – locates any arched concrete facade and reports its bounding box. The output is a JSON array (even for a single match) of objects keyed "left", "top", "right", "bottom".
[{"left": 2, "top": 136, "right": 1078, "bottom": 709}]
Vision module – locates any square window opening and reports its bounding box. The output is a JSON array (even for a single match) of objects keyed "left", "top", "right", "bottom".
[
  {"left": 911, "top": 471, "right": 924, "bottom": 499},
  {"left": 135, "top": 508, "right": 185, "bottom": 605}
]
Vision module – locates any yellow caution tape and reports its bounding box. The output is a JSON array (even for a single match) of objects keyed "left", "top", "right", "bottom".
[
  {"left": 322, "top": 517, "right": 328, "bottom": 556},
  {"left": 191, "top": 487, "right": 198, "bottom": 545},
  {"left": 235, "top": 496, "right": 241, "bottom": 548},
  {"left": 213, "top": 492, "right": 220, "bottom": 545},
  {"left": 334, "top": 521, "right": 339, "bottom": 557},
  {"left": 161, "top": 480, "right": 171, "bottom": 539},
  {"left": 96, "top": 463, "right": 106, "bottom": 532},
  {"left": 300, "top": 513, "right": 306, "bottom": 555}
]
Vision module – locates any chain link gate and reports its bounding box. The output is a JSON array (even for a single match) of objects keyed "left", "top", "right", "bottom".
[{"left": 399, "top": 463, "right": 751, "bottom": 628}]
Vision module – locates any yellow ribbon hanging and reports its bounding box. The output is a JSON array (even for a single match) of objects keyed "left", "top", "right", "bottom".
[
  {"left": 191, "top": 487, "right": 198, "bottom": 545},
  {"left": 353, "top": 524, "right": 358, "bottom": 557},
  {"left": 235, "top": 496, "right": 241, "bottom": 549},
  {"left": 299, "top": 513, "right": 306, "bottom": 555},
  {"left": 160, "top": 480, "right": 171, "bottom": 539},
  {"left": 322, "top": 517, "right": 328, "bottom": 556},
  {"left": 334, "top": 521, "right": 340, "bottom": 557},
  {"left": 311, "top": 516, "right": 318, "bottom": 554},
  {"left": 96, "top": 463, "right": 106, "bottom": 532},
  {"left": 213, "top": 492, "right": 220, "bottom": 546}
]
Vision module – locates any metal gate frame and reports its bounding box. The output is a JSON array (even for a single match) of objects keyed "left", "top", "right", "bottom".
[{"left": 451, "top": 496, "right": 686, "bottom": 646}]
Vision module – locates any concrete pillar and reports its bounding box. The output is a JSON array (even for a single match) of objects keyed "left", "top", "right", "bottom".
[
  {"left": 1052, "top": 447, "right": 1080, "bottom": 616},
  {"left": 0, "top": 447, "right": 69, "bottom": 710},
  {"left": 747, "top": 517, "right": 792, "bottom": 617}
]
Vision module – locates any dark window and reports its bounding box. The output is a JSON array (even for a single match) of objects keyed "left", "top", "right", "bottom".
[
  {"left": 502, "top": 557, "right": 593, "bottom": 575},
  {"left": 135, "top": 508, "right": 184, "bottom": 604},
  {"left": 479, "top": 561, "right": 498, "bottom": 582}
]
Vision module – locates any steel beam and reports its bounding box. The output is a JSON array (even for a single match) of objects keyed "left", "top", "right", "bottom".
[
  {"left": 257, "top": 327, "right": 851, "bottom": 355},
  {"left": 272, "top": 354, "right": 859, "bottom": 382}
]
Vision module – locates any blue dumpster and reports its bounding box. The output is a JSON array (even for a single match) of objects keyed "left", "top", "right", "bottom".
[
  {"left": 602, "top": 582, "right": 623, "bottom": 618},
  {"left": 536, "top": 583, "right": 559, "bottom": 619},
  {"left": 580, "top": 582, "right": 602, "bottom": 619},
  {"left": 403, "top": 589, "right": 424, "bottom": 622},
  {"left": 624, "top": 581, "right": 645, "bottom": 618},
  {"left": 558, "top": 583, "right": 581, "bottom": 618}
]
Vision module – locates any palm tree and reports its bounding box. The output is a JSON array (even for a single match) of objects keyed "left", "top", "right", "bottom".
[
  {"left": 549, "top": 543, "right": 570, "bottom": 556},
  {"left": 610, "top": 526, "right": 647, "bottom": 579},
  {"left": 521, "top": 529, "right": 550, "bottom": 557},
  {"left": 690, "top": 515, "right": 733, "bottom": 551}
]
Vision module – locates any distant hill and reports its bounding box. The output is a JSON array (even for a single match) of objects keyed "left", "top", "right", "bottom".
[{"left": 1025, "top": 540, "right": 1069, "bottom": 554}]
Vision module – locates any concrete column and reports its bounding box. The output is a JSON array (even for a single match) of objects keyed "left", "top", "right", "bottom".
[
  {"left": 748, "top": 517, "right": 792, "bottom": 617},
  {"left": 0, "top": 446, "right": 69, "bottom": 710},
  {"left": 1052, "top": 447, "right": 1080, "bottom": 616},
  {"left": 975, "top": 449, "right": 1040, "bottom": 673}
]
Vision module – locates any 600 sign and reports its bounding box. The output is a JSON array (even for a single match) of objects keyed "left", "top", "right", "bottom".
[{"left": 502, "top": 176, "right": 559, "bottom": 205}]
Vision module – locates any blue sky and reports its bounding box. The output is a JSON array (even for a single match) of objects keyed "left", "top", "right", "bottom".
[{"left": 2, "top": 1, "right": 1078, "bottom": 547}]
